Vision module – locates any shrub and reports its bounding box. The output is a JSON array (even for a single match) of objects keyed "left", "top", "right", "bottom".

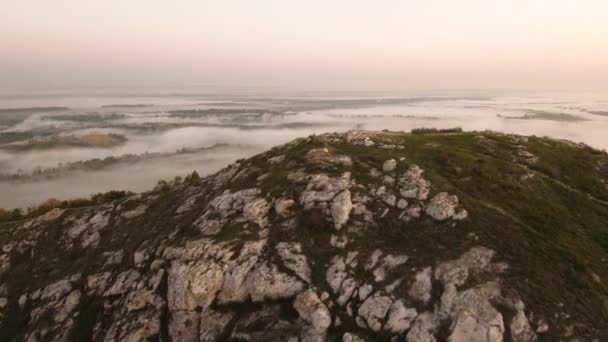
[
  {"left": 411, "top": 127, "right": 463, "bottom": 135},
  {"left": 184, "top": 170, "right": 201, "bottom": 184}
]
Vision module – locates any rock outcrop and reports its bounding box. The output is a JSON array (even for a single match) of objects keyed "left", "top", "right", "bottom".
[{"left": 0, "top": 130, "right": 604, "bottom": 341}]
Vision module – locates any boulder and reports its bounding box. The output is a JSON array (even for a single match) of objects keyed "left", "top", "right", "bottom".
[
  {"left": 276, "top": 242, "right": 312, "bottom": 283},
  {"left": 247, "top": 263, "right": 305, "bottom": 302},
  {"left": 425, "top": 192, "right": 459, "bottom": 221},
  {"left": 294, "top": 289, "right": 331, "bottom": 341},
  {"left": 409, "top": 267, "right": 433, "bottom": 304},
  {"left": 332, "top": 190, "right": 353, "bottom": 229},
  {"left": 357, "top": 294, "right": 393, "bottom": 332},
  {"left": 383, "top": 159, "right": 397, "bottom": 172},
  {"left": 384, "top": 299, "right": 418, "bottom": 334},
  {"left": 243, "top": 197, "right": 270, "bottom": 227}
]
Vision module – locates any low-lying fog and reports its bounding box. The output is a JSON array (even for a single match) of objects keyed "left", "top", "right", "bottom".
[{"left": 1, "top": 91, "right": 607, "bottom": 209}]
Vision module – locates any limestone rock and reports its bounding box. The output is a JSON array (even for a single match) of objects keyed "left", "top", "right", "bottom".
[
  {"left": 326, "top": 256, "right": 347, "bottom": 294},
  {"left": 384, "top": 299, "right": 418, "bottom": 334},
  {"left": 425, "top": 192, "right": 459, "bottom": 221},
  {"left": 406, "top": 312, "right": 437, "bottom": 342},
  {"left": 105, "top": 270, "right": 141, "bottom": 297},
  {"left": 41, "top": 278, "right": 73, "bottom": 302},
  {"left": 332, "top": 190, "right": 353, "bottom": 229},
  {"left": 399, "top": 165, "right": 431, "bottom": 200},
  {"left": 409, "top": 267, "right": 433, "bottom": 304},
  {"left": 276, "top": 242, "right": 312, "bottom": 283},
  {"left": 268, "top": 155, "right": 286, "bottom": 164},
  {"left": 243, "top": 197, "right": 270, "bottom": 227},
  {"left": 357, "top": 294, "right": 393, "bottom": 332},
  {"left": 275, "top": 198, "right": 295, "bottom": 217},
  {"left": 167, "top": 260, "right": 224, "bottom": 310},
  {"left": 510, "top": 309, "right": 537, "bottom": 342},
  {"left": 200, "top": 309, "right": 236, "bottom": 342},
  {"left": 294, "top": 289, "right": 331, "bottom": 341},
  {"left": 383, "top": 159, "right": 397, "bottom": 172},
  {"left": 343, "top": 332, "right": 367, "bottom": 342},
  {"left": 247, "top": 263, "right": 305, "bottom": 302}
]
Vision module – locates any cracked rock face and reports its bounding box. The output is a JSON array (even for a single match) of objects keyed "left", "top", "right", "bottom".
[{"left": 0, "top": 130, "right": 598, "bottom": 341}]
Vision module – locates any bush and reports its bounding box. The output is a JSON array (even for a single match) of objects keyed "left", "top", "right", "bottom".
[
  {"left": 27, "top": 198, "right": 62, "bottom": 217},
  {"left": 91, "top": 190, "right": 133, "bottom": 204},
  {"left": 411, "top": 127, "right": 463, "bottom": 135},
  {"left": 0, "top": 208, "right": 11, "bottom": 222},
  {"left": 0, "top": 190, "right": 133, "bottom": 223},
  {"left": 184, "top": 170, "right": 201, "bottom": 184}
]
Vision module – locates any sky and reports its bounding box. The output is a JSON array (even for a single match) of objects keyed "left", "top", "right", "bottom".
[{"left": 1, "top": 0, "right": 608, "bottom": 92}]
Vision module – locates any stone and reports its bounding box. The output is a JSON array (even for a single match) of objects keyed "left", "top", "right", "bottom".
[
  {"left": 383, "top": 254, "right": 409, "bottom": 268},
  {"left": 446, "top": 283, "right": 505, "bottom": 342},
  {"left": 406, "top": 206, "right": 422, "bottom": 218},
  {"left": 409, "top": 267, "right": 433, "bottom": 304},
  {"left": 343, "top": 332, "right": 367, "bottom": 342},
  {"left": 448, "top": 308, "right": 504, "bottom": 342},
  {"left": 86, "top": 272, "right": 112, "bottom": 295},
  {"left": 105, "top": 270, "right": 141, "bottom": 297},
  {"left": 332, "top": 190, "right": 353, "bottom": 229},
  {"left": 307, "top": 148, "right": 353, "bottom": 167},
  {"left": 275, "top": 198, "right": 295, "bottom": 217},
  {"left": 383, "top": 175, "right": 395, "bottom": 185},
  {"left": 121, "top": 204, "right": 147, "bottom": 219},
  {"left": 294, "top": 289, "right": 331, "bottom": 340},
  {"left": 397, "top": 198, "right": 409, "bottom": 209},
  {"left": 169, "top": 310, "right": 200, "bottom": 342},
  {"left": 104, "top": 250, "right": 124, "bottom": 266},
  {"left": 243, "top": 197, "right": 270, "bottom": 227},
  {"left": 358, "top": 284, "right": 373, "bottom": 301},
  {"left": 434, "top": 247, "right": 496, "bottom": 288},
  {"left": 67, "top": 209, "right": 111, "bottom": 248},
  {"left": 384, "top": 300, "right": 418, "bottom": 334},
  {"left": 276, "top": 242, "right": 312, "bottom": 283},
  {"left": 200, "top": 309, "right": 236, "bottom": 342},
  {"left": 425, "top": 192, "right": 459, "bottom": 221},
  {"left": 373, "top": 267, "right": 387, "bottom": 282},
  {"left": 18, "top": 294, "right": 27, "bottom": 308},
  {"left": 247, "top": 263, "right": 305, "bottom": 302},
  {"left": 217, "top": 240, "right": 267, "bottom": 304},
  {"left": 399, "top": 165, "right": 431, "bottom": 200},
  {"left": 301, "top": 173, "right": 351, "bottom": 208},
  {"left": 337, "top": 277, "right": 358, "bottom": 306},
  {"left": 510, "top": 309, "right": 536, "bottom": 342},
  {"left": 268, "top": 155, "right": 286, "bottom": 164},
  {"left": 536, "top": 320, "right": 549, "bottom": 334},
  {"left": 133, "top": 249, "right": 149, "bottom": 267},
  {"left": 453, "top": 209, "right": 469, "bottom": 221},
  {"left": 168, "top": 260, "right": 224, "bottom": 310},
  {"left": 55, "top": 290, "right": 81, "bottom": 322},
  {"left": 330, "top": 234, "right": 348, "bottom": 249},
  {"left": 41, "top": 279, "right": 73, "bottom": 301},
  {"left": 357, "top": 294, "right": 393, "bottom": 332},
  {"left": 383, "top": 159, "right": 397, "bottom": 172},
  {"left": 406, "top": 312, "right": 437, "bottom": 342},
  {"left": 326, "top": 256, "right": 347, "bottom": 294},
  {"left": 383, "top": 194, "right": 397, "bottom": 207}
]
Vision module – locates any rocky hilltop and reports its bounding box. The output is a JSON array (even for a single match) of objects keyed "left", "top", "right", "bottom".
[{"left": 0, "top": 130, "right": 607, "bottom": 341}]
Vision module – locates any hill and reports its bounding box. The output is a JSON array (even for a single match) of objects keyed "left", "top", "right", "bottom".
[{"left": 0, "top": 129, "right": 607, "bottom": 341}]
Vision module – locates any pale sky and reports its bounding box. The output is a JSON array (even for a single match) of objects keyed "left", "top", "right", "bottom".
[{"left": 1, "top": 0, "right": 607, "bottom": 92}]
